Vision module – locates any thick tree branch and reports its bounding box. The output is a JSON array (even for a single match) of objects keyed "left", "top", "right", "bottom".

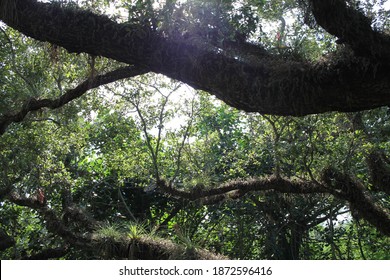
[
  {"left": 310, "top": 0, "right": 390, "bottom": 62},
  {"left": 91, "top": 235, "right": 227, "bottom": 260},
  {"left": 321, "top": 168, "right": 390, "bottom": 236},
  {"left": 158, "top": 172, "right": 390, "bottom": 236},
  {"left": 158, "top": 176, "right": 327, "bottom": 203},
  {"left": 6, "top": 191, "right": 93, "bottom": 245},
  {"left": 5, "top": 189, "right": 226, "bottom": 259},
  {"left": 367, "top": 150, "right": 390, "bottom": 195},
  {"left": 1, "top": 0, "right": 390, "bottom": 116},
  {"left": 62, "top": 206, "right": 100, "bottom": 232},
  {"left": 0, "top": 65, "right": 148, "bottom": 135}
]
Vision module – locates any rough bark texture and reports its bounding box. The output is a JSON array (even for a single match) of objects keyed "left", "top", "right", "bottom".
[
  {"left": 367, "top": 151, "right": 390, "bottom": 195},
  {"left": 92, "top": 236, "right": 227, "bottom": 260},
  {"left": 158, "top": 173, "right": 390, "bottom": 236},
  {"left": 321, "top": 168, "right": 390, "bottom": 236},
  {"left": 310, "top": 0, "right": 390, "bottom": 62},
  {"left": 1, "top": 0, "right": 390, "bottom": 116},
  {"left": 2, "top": 166, "right": 390, "bottom": 260}
]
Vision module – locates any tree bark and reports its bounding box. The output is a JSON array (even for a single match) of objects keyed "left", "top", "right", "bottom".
[
  {"left": 310, "top": 0, "right": 390, "bottom": 62},
  {"left": 1, "top": 0, "right": 390, "bottom": 116},
  {"left": 158, "top": 173, "right": 390, "bottom": 236},
  {"left": 321, "top": 168, "right": 390, "bottom": 236}
]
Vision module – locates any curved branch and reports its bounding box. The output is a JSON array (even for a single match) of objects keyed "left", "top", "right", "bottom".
[
  {"left": 92, "top": 235, "right": 227, "bottom": 260},
  {"left": 0, "top": 65, "right": 148, "bottom": 135},
  {"left": 321, "top": 168, "right": 390, "bottom": 236},
  {"left": 2, "top": 0, "right": 390, "bottom": 116},
  {"left": 158, "top": 176, "right": 327, "bottom": 202},
  {"left": 310, "top": 0, "right": 390, "bottom": 62},
  {"left": 367, "top": 150, "right": 390, "bottom": 195},
  {"left": 158, "top": 172, "right": 390, "bottom": 236},
  {"left": 6, "top": 191, "right": 92, "bottom": 245},
  {"left": 5, "top": 188, "right": 227, "bottom": 259}
]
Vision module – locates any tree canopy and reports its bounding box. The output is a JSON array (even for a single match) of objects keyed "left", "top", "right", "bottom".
[{"left": 0, "top": 0, "right": 389, "bottom": 260}]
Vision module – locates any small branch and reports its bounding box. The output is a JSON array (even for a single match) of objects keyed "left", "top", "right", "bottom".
[
  {"left": 0, "top": 65, "right": 148, "bottom": 135},
  {"left": 154, "top": 204, "right": 182, "bottom": 232},
  {"left": 355, "top": 221, "right": 367, "bottom": 260},
  {"left": 307, "top": 208, "right": 349, "bottom": 229},
  {"left": 171, "top": 96, "right": 196, "bottom": 184},
  {"left": 130, "top": 97, "right": 161, "bottom": 181},
  {"left": 154, "top": 91, "right": 173, "bottom": 169},
  {"left": 262, "top": 115, "right": 292, "bottom": 177},
  {"left": 310, "top": 0, "right": 390, "bottom": 62},
  {"left": 367, "top": 150, "right": 390, "bottom": 195},
  {"left": 117, "top": 187, "right": 137, "bottom": 222},
  {"left": 321, "top": 167, "right": 390, "bottom": 236},
  {"left": 29, "top": 117, "right": 62, "bottom": 127},
  {"left": 6, "top": 191, "right": 93, "bottom": 245}
]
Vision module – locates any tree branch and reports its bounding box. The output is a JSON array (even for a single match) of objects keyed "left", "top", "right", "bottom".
[
  {"left": 2, "top": 0, "right": 390, "bottom": 116},
  {"left": 367, "top": 150, "right": 390, "bottom": 195},
  {"left": 158, "top": 171, "right": 390, "bottom": 236},
  {"left": 158, "top": 176, "right": 327, "bottom": 202},
  {"left": 321, "top": 167, "right": 390, "bottom": 236},
  {"left": 4, "top": 184, "right": 227, "bottom": 259},
  {"left": 0, "top": 65, "right": 148, "bottom": 135},
  {"left": 6, "top": 191, "right": 93, "bottom": 245},
  {"left": 310, "top": 0, "right": 390, "bottom": 62}
]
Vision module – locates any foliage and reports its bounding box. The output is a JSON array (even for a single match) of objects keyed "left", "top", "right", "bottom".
[{"left": 0, "top": 0, "right": 389, "bottom": 260}]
